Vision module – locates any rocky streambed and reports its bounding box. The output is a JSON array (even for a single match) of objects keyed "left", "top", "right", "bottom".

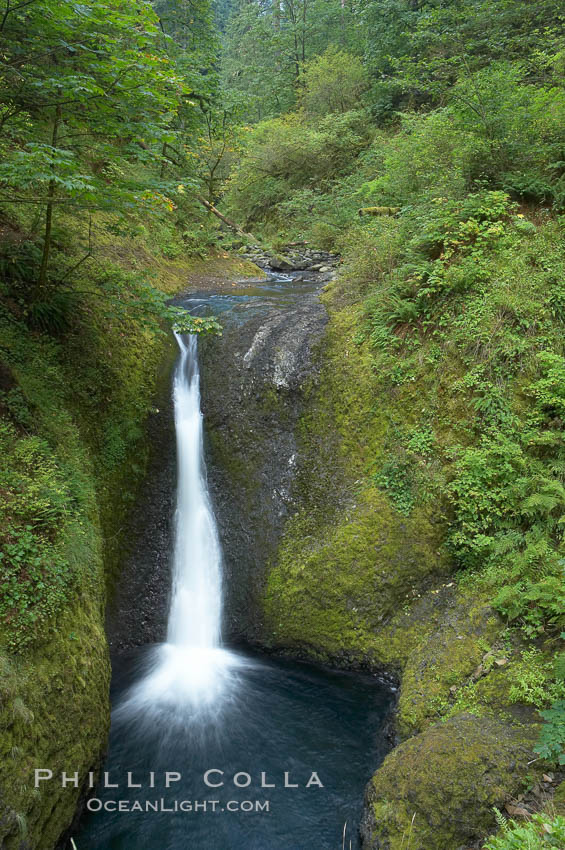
[{"left": 230, "top": 239, "right": 341, "bottom": 273}]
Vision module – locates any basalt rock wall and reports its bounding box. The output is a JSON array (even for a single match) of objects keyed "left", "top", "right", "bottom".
[{"left": 199, "top": 291, "right": 328, "bottom": 642}]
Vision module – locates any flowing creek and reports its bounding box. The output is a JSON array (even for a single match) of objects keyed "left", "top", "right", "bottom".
[{"left": 76, "top": 273, "right": 394, "bottom": 850}]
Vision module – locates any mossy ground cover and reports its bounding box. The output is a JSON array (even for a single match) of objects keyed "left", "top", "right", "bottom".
[{"left": 363, "top": 714, "right": 540, "bottom": 850}]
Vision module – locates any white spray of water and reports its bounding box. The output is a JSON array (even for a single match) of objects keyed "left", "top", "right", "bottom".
[
  {"left": 118, "top": 333, "right": 245, "bottom": 718},
  {"left": 168, "top": 333, "right": 223, "bottom": 648}
]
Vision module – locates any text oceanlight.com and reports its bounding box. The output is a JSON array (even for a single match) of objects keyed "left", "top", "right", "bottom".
[{"left": 85, "top": 799, "right": 271, "bottom": 814}]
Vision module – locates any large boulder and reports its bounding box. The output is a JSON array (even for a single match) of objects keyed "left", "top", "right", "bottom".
[
  {"left": 267, "top": 255, "right": 296, "bottom": 271},
  {"left": 361, "top": 714, "right": 538, "bottom": 850}
]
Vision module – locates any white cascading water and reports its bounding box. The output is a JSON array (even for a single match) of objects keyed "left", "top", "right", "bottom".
[
  {"left": 118, "top": 333, "right": 243, "bottom": 719},
  {"left": 167, "top": 333, "right": 223, "bottom": 649}
]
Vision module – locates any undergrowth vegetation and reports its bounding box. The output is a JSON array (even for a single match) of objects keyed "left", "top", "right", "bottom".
[
  {"left": 483, "top": 812, "right": 565, "bottom": 850},
  {"left": 352, "top": 193, "right": 565, "bottom": 765}
]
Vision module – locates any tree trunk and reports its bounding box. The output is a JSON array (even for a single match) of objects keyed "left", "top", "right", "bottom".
[
  {"left": 302, "top": 0, "right": 307, "bottom": 63},
  {"left": 196, "top": 195, "right": 257, "bottom": 242},
  {"left": 37, "top": 100, "right": 62, "bottom": 295}
]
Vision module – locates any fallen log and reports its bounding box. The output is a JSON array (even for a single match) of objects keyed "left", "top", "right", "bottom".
[
  {"left": 358, "top": 206, "right": 401, "bottom": 217},
  {"left": 196, "top": 195, "right": 257, "bottom": 242}
]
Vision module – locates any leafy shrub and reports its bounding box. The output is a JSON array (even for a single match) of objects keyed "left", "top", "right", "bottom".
[
  {"left": 226, "top": 110, "right": 372, "bottom": 228},
  {"left": 507, "top": 649, "right": 565, "bottom": 708},
  {"left": 0, "top": 239, "right": 42, "bottom": 293},
  {"left": 299, "top": 47, "right": 368, "bottom": 116},
  {"left": 483, "top": 813, "right": 565, "bottom": 849},
  {"left": 0, "top": 529, "right": 71, "bottom": 642},
  {"left": 535, "top": 699, "right": 565, "bottom": 765},
  {"left": 27, "top": 290, "right": 77, "bottom": 334},
  {"left": 0, "top": 387, "right": 33, "bottom": 429},
  {"left": 181, "top": 228, "right": 216, "bottom": 257},
  {"left": 357, "top": 65, "right": 565, "bottom": 210},
  {"left": 363, "top": 191, "right": 515, "bottom": 346},
  {"left": 0, "top": 426, "right": 70, "bottom": 530},
  {"left": 373, "top": 458, "right": 414, "bottom": 516},
  {"left": 0, "top": 420, "right": 77, "bottom": 646},
  {"left": 528, "top": 353, "right": 565, "bottom": 421}
]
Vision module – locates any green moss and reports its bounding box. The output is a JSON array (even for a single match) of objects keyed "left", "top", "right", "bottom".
[
  {"left": 554, "top": 781, "right": 565, "bottom": 816},
  {"left": 263, "top": 300, "right": 450, "bottom": 665},
  {"left": 472, "top": 667, "right": 519, "bottom": 717},
  {"left": 259, "top": 385, "right": 293, "bottom": 420},
  {"left": 397, "top": 593, "right": 501, "bottom": 736},
  {"left": 0, "top": 601, "right": 109, "bottom": 849},
  {"left": 266, "top": 485, "right": 447, "bottom": 663},
  {"left": 364, "top": 714, "right": 539, "bottom": 850},
  {"left": 205, "top": 424, "right": 263, "bottom": 517}
]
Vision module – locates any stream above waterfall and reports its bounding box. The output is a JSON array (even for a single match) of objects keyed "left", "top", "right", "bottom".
[{"left": 76, "top": 272, "right": 394, "bottom": 850}]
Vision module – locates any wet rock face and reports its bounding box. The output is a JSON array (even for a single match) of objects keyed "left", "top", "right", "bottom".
[
  {"left": 361, "top": 713, "right": 538, "bottom": 850},
  {"left": 105, "top": 355, "right": 177, "bottom": 652},
  {"left": 199, "top": 294, "right": 328, "bottom": 643}
]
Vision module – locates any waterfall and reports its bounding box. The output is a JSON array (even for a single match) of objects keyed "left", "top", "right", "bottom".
[
  {"left": 167, "top": 333, "right": 223, "bottom": 648},
  {"left": 117, "top": 333, "right": 243, "bottom": 719}
]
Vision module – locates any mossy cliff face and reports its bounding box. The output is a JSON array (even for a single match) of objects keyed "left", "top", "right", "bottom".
[
  {"left": 199, "top": 286, "right": 327, "bottom": 641},
  {"left": 0, "top": 315, "right": 173, "bottom": 849},
  {"left": 0, "top": 603, "right": 110, "bottom": 850},
  {"left": 262, "top": 295, "right": 450, "bottom": 666}
]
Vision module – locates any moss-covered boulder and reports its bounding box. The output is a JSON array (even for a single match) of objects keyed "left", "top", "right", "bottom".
[
  {"left": 361, "top": 714, "right": 538, "bottom": 850},
  {"left": 265, "top": 486, "right": 448, "bottom": 665}
]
